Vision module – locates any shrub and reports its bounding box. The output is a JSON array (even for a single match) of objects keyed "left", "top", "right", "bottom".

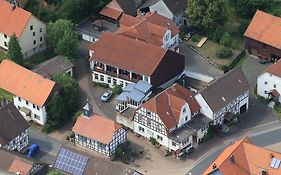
[
  {"left": 150, "top": 137, "right": 158, "bottom": 145},
  {"left": 219, "top": 32, "right": 232, "bottom": 46},
  {"left": 216, "top": 48, "right": 233, "bottom": 58},
  {"left": 139, "top": 149, "right": 144, "bottom": 155},
  {"left": 92, "top": 81, "right": 109, "bottom": 88},
  {"left": 191, "top": 34, "right": 200, "bottom": 42},
  {"left": 208, "top": 26, "right": 224, "bottom": 42},
  {"left": 221, "top": 65, "right": 230, "bottom": 73},
  {"left": 115, "top": 147, "right": 123, "bottom": 158},
  {"left": 42, "top": 124, "right": 53, "bottom": 134},
  {"left": 72, "top": 110, "right": 82, "bottom": 122},
  {"left": 112, "top": 85, "right": 122, "bottom": 95}
]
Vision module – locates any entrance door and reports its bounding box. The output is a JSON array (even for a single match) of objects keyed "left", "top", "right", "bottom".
[{"left": 240, "top": 104, "right": 247, "bottom": 114}]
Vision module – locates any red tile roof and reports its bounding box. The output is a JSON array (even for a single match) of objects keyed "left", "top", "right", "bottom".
[
  {"left": 203, "top": 137, "right": 281, "bottom": 175},
  {"left": 265, "top": 60, "right": 281, "bottom": 77},
  {"left": 117, "top": 13, "right": 179, "bottom": 47},
  {"left": 8, "top": 159, "right": 32, "bottom": 175},
  {"left": 72, "top": 114, "right": 122, "bottom": 144},
  {"left": 89, "top": 32, "right": 167, "bottom": 76},
  {"left": 100, "top": 6, "right": 123, "bottom": 20},
  {"left": 244, "top": 10, "right": 281, "bottom": 49},
  {"left": 142, "top": 83, "right": 200, "bottom": 130},
  {"left": 0, "top": 60, "right": 56, "bottom": 107},
  {"left": 0, "top": 0, "right": 32, "bottom": 37}
]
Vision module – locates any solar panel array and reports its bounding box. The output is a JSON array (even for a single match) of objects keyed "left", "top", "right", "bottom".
[
  {"left": 54, "top": 148, "right": 89, "bottom": 175},
  {"left": 270, "top": 158, "right": 281, "bottom": 169}
]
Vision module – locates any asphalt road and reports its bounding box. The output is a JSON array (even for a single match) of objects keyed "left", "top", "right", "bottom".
[
  {"left": 187, "top": 124, "right": 281, "bottom": 175},
  {"left": 28, "top": 127, "right": 62, "bottom": 164},
  {"left": 179, "top": 43, "right": 223, "bottom": 78}
]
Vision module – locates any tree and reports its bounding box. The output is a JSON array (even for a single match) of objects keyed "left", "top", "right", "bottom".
[
  {"left": 43, "top": 92, "right": 67, "bottom": 133},
  {"left": 46, "top": 19, "right": 78, "bottom": 58},
  {"left": 53, "top": 73, "right": 79, "bottom": 117},
  {"left": 229, "top": 0, "right": 272, "bottom": 18},
  {"left": 7, "top": 34, "right": 24, "bottom": 65},
  {"left": 185, "top": 0, "right": 227, "bottom": 31},
  {"left": 219, "top": 32, "right": 232, "bottom": 46}
]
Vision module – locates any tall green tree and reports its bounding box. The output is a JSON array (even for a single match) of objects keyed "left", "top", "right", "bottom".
[
  {"left": 46, "top": 19, "right": 78, "bottom": 58},
  {"left": 185, "top": 0, "right": 227, "bottom": 31},
  {"left": 44, "top": 92, "right": 67, "bottom": 133},
  {"left": 53, "top": 73, "right": 79, "bottom": 117},
  {"left": 7, "top": 34, "right": 24, "bottom": 65},
  {"left": 229, "top": 0, "right": 272, "bottom": 18}
]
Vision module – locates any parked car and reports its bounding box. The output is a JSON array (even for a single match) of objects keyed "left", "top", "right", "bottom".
[
  {"left": 24, "top": 144, "right": 39, "bottom": 157},
  {"left": 101, "top": 90, "right": 113, "bottom": 102}
]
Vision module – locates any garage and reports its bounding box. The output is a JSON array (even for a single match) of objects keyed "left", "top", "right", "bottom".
[{"left": 240, "top": 103, "right": 247, "bottom": 114}]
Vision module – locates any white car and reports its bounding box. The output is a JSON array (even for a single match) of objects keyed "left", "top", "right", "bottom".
[{"left": 101, "top": 91, "right": 113, "bottom": 102}]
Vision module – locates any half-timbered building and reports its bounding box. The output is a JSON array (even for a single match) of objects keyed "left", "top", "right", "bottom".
[
  {"left": 0, "top": 102, "right": 29, "bottom": 152},
  {"left": 72, "top": 102, "right": 127, "bottom": 158},
  {"left": 195, "top": 68, "right": 250, "bottom": 125},
  {"left": 133, "top": 83, "right": 211, "bottom": 158}
]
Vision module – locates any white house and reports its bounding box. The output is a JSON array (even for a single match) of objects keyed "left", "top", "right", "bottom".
[
  {"left": 72, "top": 102, "right": 127, "bottom": 158},
  {"left": 0, "top": 60, "right": 57, "bottom": 125},
  {"left": 133, "top": 83, "right": 211, "bottom": 158},
  {"left": 116, "top": 80, "right": 152, "bottom": 130},
  {"left": 0, "top": 102, "right": 29, "bottom": 152},
  {"left": 139, "top": 0, "right": 188, "bottom": 27},
  {"left": 257, "top": 60, "right": 281, "bottom": 102},
  {"left": 117, "top": 12, "right": 180, "bottom": 50},
  {"left": 89, "top": 32, "right": 184, "bottom": 89},
  {"left": 0, "top": 0, "right": 46, "bottom": 58},
  {"left": 195, "top": 68, "right": 250, "bottom": 125}
]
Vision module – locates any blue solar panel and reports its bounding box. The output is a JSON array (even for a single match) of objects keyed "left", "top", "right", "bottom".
[{"left": 54, "top": 148, "right": 88, "bottom": 175}]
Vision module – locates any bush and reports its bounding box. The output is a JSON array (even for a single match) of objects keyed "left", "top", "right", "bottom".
[
  {"left": 219, "top": 32, "right": 232, "bottom": 46},
  {"left": 208, "top": 26, "right": 224, "bottom": 42},
  {"left": 72, "top": 110, "right": 82, "bottom": 122},
  {"left": 92, "top": 81, "right": 109, "bottom": 88},
  {"left": 191, "top": 34, "right": 200, "bottom": 42},
  {"left": 238, "top": 20, "right": 250, "bottom": 37},
  {"left": 150, "top": 137, "right": 158, "bottom": 145},
  {"left": 221, "top": 65, "right": 230, "bottom": 73},
  {"left": 42, "top": 124, "right": 54, "bottom": 134},
  {"left": 216, "top": 48, "right": 233, "bottom": 58},
  {"left": 115, "top": 147, "right": 123, "bottom": 158},
  {"left": 112, "top": 85, "right": 122, "bottom": 95}
]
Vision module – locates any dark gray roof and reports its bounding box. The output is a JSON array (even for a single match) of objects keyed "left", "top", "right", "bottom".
[
  {"left": 116, "top": 0, "right": 137, "bottom": 16},
  {"left": 199, "top": 68, "right": 250, "bottom": 112},
  {"left": 32, "top": 55, "right": 73, "bottom": 79},
  {"left": 140, "top": 0, "right": 187, "bottom": 15},
  {"left": 162, "top": 0, "right": 187, "bottom": 15},
  {"left": 0, "top": 103, "right": 29, "bottom": 145},
  {"left": 187, "top": 113, "right": 211, "bottom": 131}
]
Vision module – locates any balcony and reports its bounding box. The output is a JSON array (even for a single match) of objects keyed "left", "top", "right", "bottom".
[
  {"left": 93, "top": 67, "right": 106, "bottom": 74},
  {"left": 107, "top": 70, "right": 117, "bottom": 77},
  {"left": 118, "top": 74, "right": 131, "bottom": 81}
]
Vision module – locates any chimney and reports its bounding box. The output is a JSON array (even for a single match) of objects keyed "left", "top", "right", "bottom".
[
  {"left": 82, "top": 100, "right": 93, "bottom": 119},
  {"left": 212, "top": 163, "right": 217, "bottom": 169}
]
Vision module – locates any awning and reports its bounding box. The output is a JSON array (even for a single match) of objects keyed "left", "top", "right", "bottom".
[{"left": 224, "top": 112, "right": 234, "bottom": 122}]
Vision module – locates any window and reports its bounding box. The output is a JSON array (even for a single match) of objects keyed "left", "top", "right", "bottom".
[
  {"left": 33, "top": 104, "right": 36, "bottom": 109},
  {"left": 34, "top": 114, "right": 40, "bottom": 120},
  {"left": 185, "top": 116, "right": 188, "bottom": 121},
  {"left": 36, "top": 106, "right": 39, "bottom": 110},
  {"left": 138, "top": 126, "right": 144, "bottom": 132},
  {"left": 100, "top": 75, "right": 104, "bottom": 81},
  {"left": 26, "top": 100, "right": 29, "bottom": 105},
  {"left": 4, "top": 34, "right": 7, "bottom": 38},
  {"left": 107, "top": 77, "right": 111, "bottom": 83},
  {"left": 18, "top": 97, "right": 21, "bottom": 101},
  {"left": 183, "top": 107, "right": 186, "bottom": 113},
  {"left": 4, "top": 42, "right": 7, "bottom": 47},
  {"left": 157, "top": 135, "right": 163, "bottom": 141},
  {"left": 264, "top": 90, "right": 267, "bottom": 94},
  {"left": 113, "top": 78, "right": 117, "bottom": 85},
  {"left": 274, "top": 84, "right": 277, "bottom": 88},
  {"left": 30, "top": 25, "right": 33, "bottom": 30},
  {"left": 33, "top": 32, "right": 35, "bottom": 36},
  {"left": 265, "top": 81, "right": 267, "bottom": 85},
  {"left": 143, "top": 75, "right": 149, "bottom": 82},
  {"left": 172, "top": 141, "right": 177, "bottom": 146},
  {"left": 40, "top": 37, "right": 42, "bottom": 41},
  {"left": 94, "top": 73, "right": 98, "bottom": 80},
  {"left": 39, "top": 28, "right": 42, "bottom": 33},
  {"left": 33, "top": 40, "right": 36, "bottom": 45}
]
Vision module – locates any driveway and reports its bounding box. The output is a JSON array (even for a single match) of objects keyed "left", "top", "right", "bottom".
[
  {"left": 179, "top": 43, "right": 223, "bottom": 78},
  {"left": 29, "top": 127, "right": 62, "bottom": 164}
]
